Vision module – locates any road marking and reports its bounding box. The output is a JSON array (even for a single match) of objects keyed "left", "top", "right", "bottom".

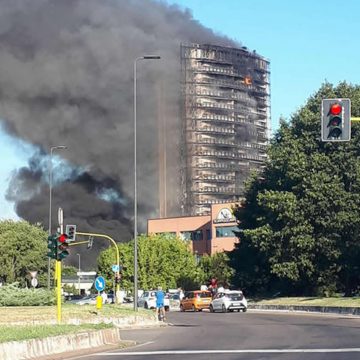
[
  {"left": 130, "top": 341, "right": 155, "bottom": 349},
  {"left": 97, "top": 348, "right": 360, "bottom": 356}
]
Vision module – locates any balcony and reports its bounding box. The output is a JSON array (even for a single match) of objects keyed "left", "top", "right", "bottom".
[
  {"left": 192, "top": 138, "right": 236, "bottom": 147},
  {"left": 193, "top": 174, "right": 235, "bottom": 183},
  {"left": 195, "top": 102, "right": 234, "bottom": 111},
  {"left": 193, "top": 186, "right": 236, "bottom": 195},
  {"left": 196, "top": 126, "right": 235, "bottom": 135}
]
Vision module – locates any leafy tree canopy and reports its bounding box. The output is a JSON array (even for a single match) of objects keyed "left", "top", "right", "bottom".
[
  {"left": 97, "top": 233, "right": 202, "bottom": 292},
  {"left": 0, "top": 220, "right": 48, "bottom": 286},
  {"left": 231, "top": 82, "right": 360, "bottom": 297},
  {"left": 198, "top": 252, "right": 235, "bottom": 288}
]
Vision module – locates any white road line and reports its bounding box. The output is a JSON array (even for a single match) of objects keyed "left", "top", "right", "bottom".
[
  {"left": 130, "top": 341, "right": 155, "bottom": 349},
  {"left": 96, "top": 348, "right": 360, "bottom": 356}
]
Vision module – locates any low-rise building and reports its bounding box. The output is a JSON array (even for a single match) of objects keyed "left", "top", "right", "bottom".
[{"left": 147, "top": 203, "right": 239, "bottom": 256}]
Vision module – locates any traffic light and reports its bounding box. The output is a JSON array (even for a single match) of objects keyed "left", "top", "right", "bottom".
[
  {"left": 87, "top": 236, "right": 94, "bottom": 249},
  {"left": 321, "top": 98, "right": 351, "bottom": 141},
  {"left": 47, "top": 234, "right": 58, "bottom": 259},
  {"left": 65, "top": 224, "right": 77, "bottom": 242},
  {"left": 57, "top": 233, "right": 70, "bottom": 261}
]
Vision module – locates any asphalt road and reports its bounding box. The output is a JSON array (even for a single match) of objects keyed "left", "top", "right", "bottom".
[{"left": 68, "top": 310, "right": 360, "bottom": 360}]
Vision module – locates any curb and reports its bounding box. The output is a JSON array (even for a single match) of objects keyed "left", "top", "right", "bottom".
[
  {"left": 248, "top": 304, "right": 360, "bottom": 316},
  {"left": 0, "top": 316, "right": 161, "bottom": 360},
  {"left": 0, "top": 328, "right": 123, "bottom": 360}
]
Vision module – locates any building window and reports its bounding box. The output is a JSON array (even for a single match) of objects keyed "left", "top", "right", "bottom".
[
  {"left": 180, "top": 230, "right": 203, "bottom": 241},
  {"left": 180, "top": 231, "right": 192, "bottom": 240},
  {"left": 206, "top": 229, "right": 211, "bottom": 240},
  {"left": 215, "top": 226, "right": 238, "bottom": 238},
  {"left": 156, "top": 232, "right": 176, "bottom": 237}
]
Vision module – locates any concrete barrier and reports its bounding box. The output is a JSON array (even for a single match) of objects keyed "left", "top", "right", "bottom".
[
  {"left": 0, "top": 315, "right": 160, "bottom": 360},
  {"left": 0, "top": 328, "right": 122, "bottom": 360},
  {"left": 248, "top": 304, "right": 360, "bottom": 316}
]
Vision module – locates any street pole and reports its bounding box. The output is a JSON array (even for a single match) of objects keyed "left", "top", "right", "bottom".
[
  {"left": 77, "top": 253, "right": 81, "bottom": 295},
  {"left": 47, "top": 145, "right": 67, "bottom": 290},
  {"left": 56, "top": 208, "right": 64, "bottom": 324},
  {"left": 133, "top": 55, "right": 160, "bottom": 311}
]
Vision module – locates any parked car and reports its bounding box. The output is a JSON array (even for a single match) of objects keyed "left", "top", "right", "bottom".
[
  {"left": 69, "top": 294, "right": 98, "bottom": 305},
  {"left": 137, "top": 290, "right": 170, "bottom": 311},
  {"left": 168, "top": 293, "right": 181, "bottom": 310},
  {"left": 65, "top": 294, "right": 84, "bottom": 302},
  {"left": 123, "top": 295, "right": 134, "bottom": 303},
  {"left": 180, "top": 290, "right": 212, "bottom": 312},
  {"left": 209, "top": 290, "right": 247, "bottom": 313}
]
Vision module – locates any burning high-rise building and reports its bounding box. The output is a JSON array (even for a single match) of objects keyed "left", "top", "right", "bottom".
[{"left": 180, "top": 44, "right": 270, "bottom": 216}]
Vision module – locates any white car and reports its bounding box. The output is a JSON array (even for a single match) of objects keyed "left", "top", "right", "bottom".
[
  {"left": 137, "top": 290, "right": 170, "bottom": 311},
  {"left": 210, "top": 290, "right": 247, "bottom": 313},
  {"left": 168, "top": 293, "right": 181, "bottom": 310}
]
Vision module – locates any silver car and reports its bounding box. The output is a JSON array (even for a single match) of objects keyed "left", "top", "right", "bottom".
[
  {"left": 69, "top": 294, "right": 98, "bottom": 305},
  {"left": 210, "top": 290, "right": 247, "bottom": 313}
]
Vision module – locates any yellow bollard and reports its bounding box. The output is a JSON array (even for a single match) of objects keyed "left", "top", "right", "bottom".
[{"left": 96, "top": 295, "right": 102, "bottom": 309}]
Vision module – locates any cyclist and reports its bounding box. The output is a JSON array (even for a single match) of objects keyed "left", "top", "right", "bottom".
[{"left": 155, "top": 286, "right": 166, "bottom": 321}]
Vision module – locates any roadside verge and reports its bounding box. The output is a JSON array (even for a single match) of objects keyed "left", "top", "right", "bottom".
[{"left": 248, "top": 304, "right": 360, "bottom": 316}]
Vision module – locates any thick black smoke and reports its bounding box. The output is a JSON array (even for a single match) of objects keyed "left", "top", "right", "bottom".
[{"left": 0, "top": 0, "right": 238, "bottom": 267}]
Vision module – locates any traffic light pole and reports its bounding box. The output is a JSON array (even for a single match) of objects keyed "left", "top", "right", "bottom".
[
  {"left": 75, "top": 232, "right": 121, "bottom": 303},
  {"left": 56, "top": 210, "right": 64, "bottom": 324},
  {"left": 56, "top": 260, "right": 62, "bottom": 323}
]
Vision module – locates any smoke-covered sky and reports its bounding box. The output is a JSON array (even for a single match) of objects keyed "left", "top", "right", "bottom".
[{"left": 0, "top": 0, "right": 238, "bottom": 266}]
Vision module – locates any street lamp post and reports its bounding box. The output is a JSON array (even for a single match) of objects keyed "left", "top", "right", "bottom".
[
  {"left": 77, "top": 253, "right": 81, "bottom": 295},
  {"left": 47, "top": 145, "right": 67, "bottom": 290},
  {"left": 133, "top": 55, "right": 160, "bottom": 311}
]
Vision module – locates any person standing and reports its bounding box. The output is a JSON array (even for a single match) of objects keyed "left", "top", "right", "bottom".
[{"left": 101, "top": 291, "right": 108, "bottom": 304}]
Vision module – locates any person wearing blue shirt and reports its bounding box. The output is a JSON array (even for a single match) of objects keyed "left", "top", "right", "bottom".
[{"left": 155, "top": 286, "right": 166, "bottom": 320}]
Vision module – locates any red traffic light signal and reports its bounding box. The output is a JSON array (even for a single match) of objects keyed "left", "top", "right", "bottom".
[
  {"left": 59, "top": 234, "right": 68, "bottom": 243},
  {"left": 321, "top": 98, "right": 351, "bottom": 141},
  {"left": 329, "top": 103, "right": 342, "bottom": 116},
  {"left": 57, "top": 233, "right": 70, "bottom": 261}
]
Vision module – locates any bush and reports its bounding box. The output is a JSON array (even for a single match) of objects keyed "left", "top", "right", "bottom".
[{"left": 0, "top": 283, "right": 55, "bottom": 306}]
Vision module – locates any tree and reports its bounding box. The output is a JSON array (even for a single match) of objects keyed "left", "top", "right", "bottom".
[
  {"left": 230, "top": 82, "right": 360, "bottom": 296},
  {"left": 62, "top": 265, "right": 78, "bottom": 277},
  {"left": 97, "top": 233, "right": 203, "bottom": 292},
  {"left": 198, "top": 252, "right": 234, "bottom": 288},
  {"left": 0, "top": 220, "right": 48, "bottom": 287}
]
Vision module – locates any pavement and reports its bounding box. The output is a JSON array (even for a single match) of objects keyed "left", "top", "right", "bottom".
[{"left": 1, "top": 305, "right": 359, "bottom": 360}]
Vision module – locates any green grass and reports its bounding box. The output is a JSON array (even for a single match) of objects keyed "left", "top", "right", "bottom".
[
  {"left": 0, "top": 323, "right": 114, "bottom": 343},
  {"left": 0, "top": 303, "right": 156, "bottom": 344},
  {"left": 250, "top": 296, "right": 360, "bottom": 307},
  {"left": 0, "top": 303, "right": 155, "bottom": 325}
]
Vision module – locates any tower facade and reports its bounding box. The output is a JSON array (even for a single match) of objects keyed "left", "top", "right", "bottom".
[{"left": 180, "top": 44, "right": 270, "bottom": 215}]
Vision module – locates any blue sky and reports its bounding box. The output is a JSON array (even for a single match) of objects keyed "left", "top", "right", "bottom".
[{"left": 1, "top": 0, "right": 360, "bottom": 220}]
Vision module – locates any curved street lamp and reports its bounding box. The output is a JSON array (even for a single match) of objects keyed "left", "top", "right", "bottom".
[{"left": 47, "top": 145, "right": 67, "bottom": 289}]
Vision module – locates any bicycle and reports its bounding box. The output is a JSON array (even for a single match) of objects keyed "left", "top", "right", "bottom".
[{"left": 157, "top": 305, "right": 166, "bottom": 321}]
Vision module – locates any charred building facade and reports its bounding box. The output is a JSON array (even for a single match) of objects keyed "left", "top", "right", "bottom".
[{"left": 180, "top": 44, "right": 270, "bottom": 216}]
